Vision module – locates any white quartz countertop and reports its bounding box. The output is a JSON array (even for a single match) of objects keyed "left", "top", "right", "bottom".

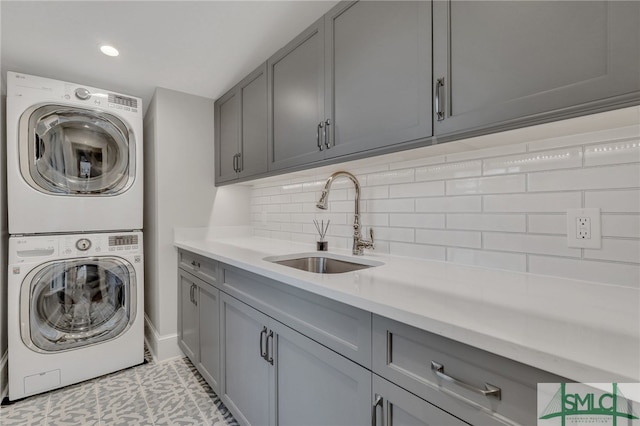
[{"left": 175, "top": 233, "right": 640, "bottom": 383}]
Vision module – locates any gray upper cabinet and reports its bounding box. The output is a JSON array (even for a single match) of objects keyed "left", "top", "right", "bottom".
[
  {"left": 215, "top": 63, "right": 268, "bottom": 184},
  {"left": 325, "top": 1, "right": 432, "bottom": 158},
  {"left": 268, "top": 1, "right": 433, "bottom": 172},
  {"left": 433, "top": 0, "right": 640, "bottom": 139},
  {"left": 268, "top": 18, "right": 326, "bottom": 171}
]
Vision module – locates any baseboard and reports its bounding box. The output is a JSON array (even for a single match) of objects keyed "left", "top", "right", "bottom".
[
  {"left": 144, "top": 314, "right": 183, "bottom": 362},
  {"left": 0, "top": 350, "right": 7, "bottom": 400}
]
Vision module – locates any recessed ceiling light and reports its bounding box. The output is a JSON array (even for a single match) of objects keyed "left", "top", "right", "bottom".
[{"left": 100, "top": 45, "right": 119, "bottom": 57}]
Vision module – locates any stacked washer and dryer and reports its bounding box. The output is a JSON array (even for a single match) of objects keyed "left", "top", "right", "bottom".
[{"left": 6, "top": 72, "right": 144, "bottom": 400}]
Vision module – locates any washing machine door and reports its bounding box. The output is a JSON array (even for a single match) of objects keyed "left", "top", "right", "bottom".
[
  {"left": 19, "top": 105, "right": 136, "bottom": 195},
  {"left": 21, "top": 257, "right": 137, "bottom": 352}
]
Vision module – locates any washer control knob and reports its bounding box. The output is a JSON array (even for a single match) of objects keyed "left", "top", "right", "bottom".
[
  {"left": 76, "top": 238, "right": 92, "bottom": 251},
  {"left": 75, "top": 88, "right": 91, "bottom": 100}
]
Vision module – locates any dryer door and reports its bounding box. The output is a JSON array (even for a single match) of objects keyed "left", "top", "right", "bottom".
[
  {"left": 21, "top": 257, "right": 137, "bottom": 352},
  {"left": 19, "top": 105, "right": 136, "bottom": 195}
]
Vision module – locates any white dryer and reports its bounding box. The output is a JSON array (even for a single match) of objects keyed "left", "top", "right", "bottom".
[
  {"left": 6, "top": 72, "right": 143, "bottom": 234},
  {"left": 8, "top": 231, "right": 144, "bottom": 400}
]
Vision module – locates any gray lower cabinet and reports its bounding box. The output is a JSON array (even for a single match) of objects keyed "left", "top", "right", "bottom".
[
  {"left": 178, "top": 252, "right": 568, "bottom": 426},
  {"left": 178, "top": 270, "right": 199, "bottom": 361},
  {"left": 178, "top": 260, "right": 221, "bottom": 392},
  {"left": 215, "top": 63, "right": 268, "bottom": 184},
  {"left": 433, "top": 0, "right": 640, "bottom": 139},
  {"left": 373, "top": 375, "right": 468, "bottom": 426},
  {"left": 372, "top": 315, "right": 566, "bottom": 426},
  {"left": 220, "top": 292, "right": 371, "bottom": 426}
]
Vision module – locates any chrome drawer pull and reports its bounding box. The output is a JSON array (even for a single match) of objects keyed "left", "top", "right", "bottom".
[
  {"left": 431, "top": 361, "right": 501, "bottom": 400},
  {"left": 371, "top": 395, "right": 383, "bottom": 426}
]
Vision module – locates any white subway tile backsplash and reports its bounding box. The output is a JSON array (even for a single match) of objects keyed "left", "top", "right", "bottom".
[
  {"left": 360, "top": 213, "right": 390, "bottom": 227},
  {"left": 584, "top": 239, "right": 640, "bottom": 264},
  {"left": 389, "top": 154, "right": 445, "bottom": 170},
  {"left": 446, "top": 248, "right": 527, "bottom": 272},
  {"left": 446, "top": 214, "right": 526, "bottom": 232},
  {"left": 483, "top": 233, "right": 580, "bottom": 257},
  {"left": 389, "top": 213, "right": 445, "bottom": 229},
  {"left": 446, "top": 174, "right": 525, "bottom": 195},
  {"left": 483, "top": 148, "right": 582, "bottom": 175},
  {"left": 528, "top": 164, "right": 640, "bottom": 192},
  {"left": 416, "top": 196, "right": 482, "bottom": 212},
  {"left": 602, "top": 215, "right": 640, "bottom": 238},
  {"left": 445, "top": 142, "right": 527, "bottom": 163},
  {"left": 361, "top": 186, "right": 389, "bottom": 200},
  {"left": 416, "top": 229, "right": 481, "bottom": 248},
  {"left": 366, "top": 169, "right": 414, "bottom": 186},
  {"left": 585, "top": 190, "right": 640, "bottom": 212},
  {"left": 584, "top": 139, "right": 640, "bottom": 167},
  {"left": 527, "top": 214, "right": 566, "bottom": 235},
  {"left": 529, "top": 124, "right": 640, "bottom": 151},
  {"left": 390, "top": 181, "right": 445, "bottom": 198},
  {"left": 528, "top": 255, "right": 640, "bottom": 288},
  {"left": 389, "top": 242, "right": 446, "bottom": 261},
  {"left": 415, "top": 160, "right": 482, "bottom": 182},
  {"left": 484, "top": 193, "right": 581, "bottom": 213},
  {"left": 249, "top": 112, "right": 639, "bottom": 286},
  {"left": 372, "top": 227, "right": 415, "bottom": 243},
  {"left": 366, "top": 199, "right": 414, "bottom": 213}
]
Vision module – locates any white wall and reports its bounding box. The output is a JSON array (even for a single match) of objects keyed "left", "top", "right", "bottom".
[
  {"left": 143, "top": 87, "right": 250, "bottom": 361},
  {"left": 0, "top": 63, "right": 8, "bottom": 398},
  {"left": 250, "top": 107, "right": 640, "bottom": 288}
]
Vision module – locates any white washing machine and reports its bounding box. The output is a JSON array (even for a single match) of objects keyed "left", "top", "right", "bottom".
[
  {"left": 6, "top": 72, "right": 143, "bottom": 234},
  {"left": 8, "top": 231, "right": 144, "bottom": 400}
]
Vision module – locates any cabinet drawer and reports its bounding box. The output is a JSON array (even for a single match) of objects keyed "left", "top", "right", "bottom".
[
  {"left": 222, "top": 265, "right": 371, "bottom": 368},
  {"left": 178, "top": 249, "right": 218, "bottom": 284},
  {"left": 372, "top": 315, "right": 565, "bottom": 426}
]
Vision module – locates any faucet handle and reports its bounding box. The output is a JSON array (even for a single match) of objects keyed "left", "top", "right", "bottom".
[{"left": 368, "top": 228, "right": 375, "bottom": 249}]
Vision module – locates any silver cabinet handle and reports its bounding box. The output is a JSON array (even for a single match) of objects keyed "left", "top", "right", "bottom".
[
  {"left": 189, "top": 285, "right": 193, "bottom": 303},
  {"left": 192, "top": 285, "right": 197, "bottom": 306},
  {"left": 431, "top": 361, "right": 501, "bottom": 400},
  {"left": 324, "top": 119, "right": 331, "bottom": 149},
  {"left": 232, "top": 154, "right": 238, "bottom": 173},
  {"left": 317, "top": 122, "right": 325, "bottom": 151},
  {"left": 266, "top": 330, "right": 274, "bottom": 365},
  {"left": 371, "top": 395, "right": 383, "bottom": 426},
  {"left": 259, "top": 326, "right": 268, "bottom": 360},
  {"left": 190, "top": 260, "right": 200, "bottom": 268},
  {"left": 435, "top": 78, "right": 445, "bottom": 121},
  {"left": 237, "top": 152, "right": 243, "bottom": 172}
]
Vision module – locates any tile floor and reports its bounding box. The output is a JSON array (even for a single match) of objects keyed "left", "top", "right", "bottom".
[{"left": 0, "top": 349, "right": 238, "bottom": 426}]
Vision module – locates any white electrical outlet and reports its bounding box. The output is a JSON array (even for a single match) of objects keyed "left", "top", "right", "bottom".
[{"left": 567, "top": 208, "right": 601, "bottom": 248}]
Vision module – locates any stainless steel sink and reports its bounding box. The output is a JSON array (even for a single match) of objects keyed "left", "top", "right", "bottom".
[{"left": 264, "top": 253, "right": 383, "bottom": 274}]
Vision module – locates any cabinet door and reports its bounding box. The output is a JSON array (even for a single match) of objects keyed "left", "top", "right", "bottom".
[
  {"left": 239, "top": 64, "right": 268, "bottom": 179},
  {"left": 197, "top": 283, "right": 220, "bottom": 393},
  {"left": 325, "top": 1, "right": 432, "bottom": 158},
  {"left": 178, "top": 270, "right": 199, "bottom": 362},
  {"left": 433, "top": 1, "right": 640, "bottom": 138},
  {"left": 270, "top": 319, "right": 371, "bottom": 426},
  {"left": 268, "top": 17, "right": 326, "bottom": 171},
  {"left": 220, "top": 293, "right": 272, "bottom": 426},
  {"left": 215, "top": 89, "right": 240, "bottom": 183},
  {"left": 373, "top": 375, "right": 468, "bottom": 426}
]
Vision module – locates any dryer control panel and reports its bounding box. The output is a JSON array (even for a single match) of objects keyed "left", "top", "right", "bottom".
[{"left": 9, "top": 231, "right": 143, "bottom": 264}]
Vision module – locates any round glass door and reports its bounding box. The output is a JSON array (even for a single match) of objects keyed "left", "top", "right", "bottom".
[
  {"left": 19, "top": 105, "right": 135, "bottom": 195},
  {"left": 22, "top": 257, "right": 137, "bottom": 352}
]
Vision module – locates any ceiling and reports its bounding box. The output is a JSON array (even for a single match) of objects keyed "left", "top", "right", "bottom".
[{"left": 1, "top": 1, "right": 338, "bottom": 111}]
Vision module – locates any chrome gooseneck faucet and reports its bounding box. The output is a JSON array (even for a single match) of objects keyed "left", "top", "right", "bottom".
[{"left": 316, "top": 171, "right": 374, "bottom": 255}]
